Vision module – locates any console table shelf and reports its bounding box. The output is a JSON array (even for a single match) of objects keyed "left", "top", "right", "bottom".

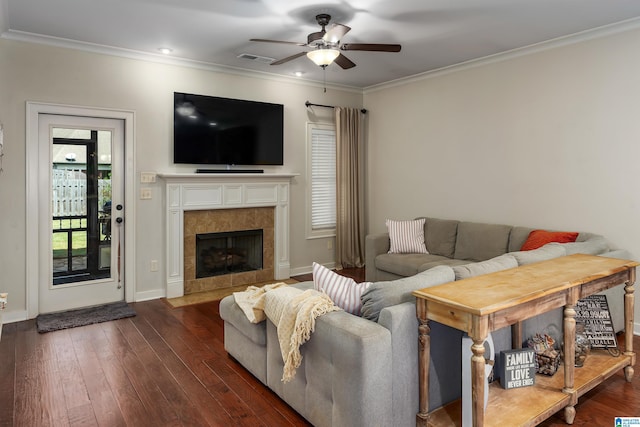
[
  {"left": 413, "top": 254, "right": 638, "bottom": 427},
  {"left": 427, "top": 349, "right": 633, "bottom": 426}
]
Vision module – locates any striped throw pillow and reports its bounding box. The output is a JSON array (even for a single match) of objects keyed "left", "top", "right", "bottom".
[
  {"left": 312, "top": 262, "right": 372, "bottom": 316},
  {"left": 386, "top": 218, "right": 429, "bottom": 254}
]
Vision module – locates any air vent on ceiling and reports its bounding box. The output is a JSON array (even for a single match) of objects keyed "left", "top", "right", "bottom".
[{"left": 237, "top": 53, "right": 276, "bottom": 64}]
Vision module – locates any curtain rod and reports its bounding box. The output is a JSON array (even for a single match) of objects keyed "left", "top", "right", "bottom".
[{"left": 305, "top": 101, "right": 367, "bottom": 114}]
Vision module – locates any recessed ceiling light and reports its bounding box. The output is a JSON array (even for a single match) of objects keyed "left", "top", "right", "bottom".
[
  {"left": 158, "top": 47, "right": 173, "bottom": 55},
  {"left": 294, "top": 71, "right": 305, "bottom": 77}
]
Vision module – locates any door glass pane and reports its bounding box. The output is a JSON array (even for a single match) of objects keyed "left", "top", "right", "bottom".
[{"left": 51, "top": 129, "right": 113, "bottom": 285}]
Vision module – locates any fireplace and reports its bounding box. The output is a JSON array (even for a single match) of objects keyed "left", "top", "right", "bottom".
[
  {"left": 196, "top": 229, "right": 263, "bottom": 278},
  {"left": 161, "top": 172, "right": 294, "bottom": 298},
  {"left": 183, "top": 207, "right": 275, "bottom": 294}
]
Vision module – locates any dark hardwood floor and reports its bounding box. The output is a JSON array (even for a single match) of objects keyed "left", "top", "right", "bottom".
[{"left": 1, "top": 267, "right": 638, "bottom": 426}]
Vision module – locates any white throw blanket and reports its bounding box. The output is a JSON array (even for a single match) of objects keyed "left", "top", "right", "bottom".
[
  {"left": 233, "top": 282, "right": 288, "bottom": 323},
  {"left": 264, "top": 287, "right": 340, "bottom": 382}
]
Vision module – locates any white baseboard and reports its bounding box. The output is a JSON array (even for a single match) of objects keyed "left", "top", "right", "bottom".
[
  {"left": 135, "top": 289, "right": 166, "bottom": 302},
  {"left": 1, "top": 309, "right": 30, "bottom": 324},
  {"left": 289, "top": 266, "right": 312, "bottom": 276},
  {"left": 289, "top": 262, "right": 336, "bottom": 277}
]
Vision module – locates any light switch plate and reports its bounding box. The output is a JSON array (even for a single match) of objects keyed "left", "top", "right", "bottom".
[{"left": 141, "top": 172, "right": 157, "bottom": 183}]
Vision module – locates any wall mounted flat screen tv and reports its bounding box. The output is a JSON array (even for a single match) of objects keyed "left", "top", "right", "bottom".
[{"left": 173, "top": 92, "right": 284, "bottom": 166}]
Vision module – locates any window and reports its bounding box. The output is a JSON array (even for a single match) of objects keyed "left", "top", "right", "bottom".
[{"left": 307, "top": 123, "right": 336, "bottom": 238}]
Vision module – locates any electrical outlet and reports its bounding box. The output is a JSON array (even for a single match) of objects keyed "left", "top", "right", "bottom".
[
  {"left": 140, "top": 188, "right": 152, "bottom": 200},
  {"left": 140, "top": 172, "right": 157, "bottom": 183},
  {"left": 150, "top": 260, "right": 159, "bottom": 272},
  {"left": 327, "top": 240, "right": 333, "bottom": 250}
]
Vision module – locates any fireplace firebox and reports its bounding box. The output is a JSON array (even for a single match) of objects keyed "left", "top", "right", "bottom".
[{"left": 196, "top": 229, "right": 263, "bottom": 279}]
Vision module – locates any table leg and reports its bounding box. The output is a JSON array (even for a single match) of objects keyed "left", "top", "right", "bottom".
[
  {"left": 624, "top": 269, "right": 636, "bottom": 382},
  {"left": 416, "top": 299, "right": 430, "bottom": 427},
  {"left": 563, "top": 303, "right": 577, "bottom": 424},
  {"left": 471, "top": 338, "right": 486, "bottom": 427}
]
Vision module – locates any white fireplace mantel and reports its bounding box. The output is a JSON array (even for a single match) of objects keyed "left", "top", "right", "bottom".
[{"left": 159, "top": 173, "right": 297, "bottom": 298}]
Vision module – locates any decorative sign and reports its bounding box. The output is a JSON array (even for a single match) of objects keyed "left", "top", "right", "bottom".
[
  {"left": 499, "top": 348, "right": 536, "bottom": 389},
  {"left": 575, "top": 294, "right": 617, "bottom": 349}
]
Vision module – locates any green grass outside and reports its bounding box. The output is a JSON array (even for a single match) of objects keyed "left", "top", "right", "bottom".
[{"left": 52, "top": 218, "right": 107, "bottom": 258}]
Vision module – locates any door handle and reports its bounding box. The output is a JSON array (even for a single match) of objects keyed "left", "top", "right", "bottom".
[
  {"left": 116, "top": 217, "right": 123, "bottom": 224},
  {"left": 116, "top": 204, "right": 123, "bottom": 211}
]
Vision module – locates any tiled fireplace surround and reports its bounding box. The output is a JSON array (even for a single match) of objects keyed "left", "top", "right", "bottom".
[
  {"left": 161, "top": 173, "right": 295, "bottom": 298},
  {"left": 183, "top": 207, "right": 274, "bottom": 294}
]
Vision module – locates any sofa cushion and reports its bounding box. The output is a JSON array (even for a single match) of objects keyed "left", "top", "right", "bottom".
[
  {"left": 453, "top": 221, "right": 513, "bottom": 261},
  {"left": 418, "top": 258, "right": 473, "bottom": 272},
  {"left": 510, "top": 244, "right": 567, "bottom": 265},
  {"left": 521, "top": 229, "right": 579, "bottom": 251},
  {"left": 361, "top": 265, "right": 455, "bottom": 322},
  {"left": 508, "top": 226, "right": 535, "bottom": 253},
  {"left": 576, "top": 232, "right": 604, "bottom": 242},
  {"left": 452, "top": 254, "right": 518, "bottom": 280},
  {"left": 421, "top": 217, "right": 459, "bottom": 258},
  {"left": 312, "top": 262, "right": 371, "bottom": 315},
  {"left": 548, "top": 238, "right": 609, "bottom": 255},
  {"left": 386, "top": 218, "right": 428, "bottom": 254},
  {"left": 375, "top": 253, "right": 449, "bottom": 277}
]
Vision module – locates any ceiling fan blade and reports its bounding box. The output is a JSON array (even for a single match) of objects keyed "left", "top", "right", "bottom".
[
  {"left": 334, "top": 53, "right": 356, "bottom": 69},
  {"left": 270, "top": 51, "right": 307, "bottom": 66},
  {"left": 250, "top": 38, "right": 307, "bottom": 47},
  {"left": 341, "top": 43, "right": 402, "bottom": 52},
  {"left": 323, "top": 24, "right": 351, "bottom": 44}
]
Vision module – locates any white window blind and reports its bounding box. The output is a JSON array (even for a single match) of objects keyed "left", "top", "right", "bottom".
[{"left": 310, "top": 126, "right": 336, "bottom": 231}]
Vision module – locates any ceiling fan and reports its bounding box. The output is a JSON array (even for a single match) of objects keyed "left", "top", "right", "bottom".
[{"left": 250, "top": 13, "right": 401, "bottom": 69}]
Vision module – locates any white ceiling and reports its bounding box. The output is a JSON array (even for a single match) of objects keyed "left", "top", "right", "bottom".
[{"left": 3, "top": 0, "right": 640, "bottom": 89}]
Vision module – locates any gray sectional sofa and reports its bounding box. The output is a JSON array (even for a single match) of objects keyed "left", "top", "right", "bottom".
[{"left": 220, "top": 217, "right": 633, "bottom": 427}]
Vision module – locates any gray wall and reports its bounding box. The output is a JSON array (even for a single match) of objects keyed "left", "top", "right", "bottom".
[
  {"left": 364, "top": 26, "right": 640, "bottom": 332},
  {"left": 0, "top": 39, "right": 362, "bottom": 321}
]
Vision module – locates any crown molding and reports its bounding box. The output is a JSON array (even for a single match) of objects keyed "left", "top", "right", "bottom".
[
  {"left": 364, "top": 16, "right": 640, "bottom": 94},
  {"left": 5, "top": 14, "right": 640, "bottom": 97},
  {"left": 0, "top": 29, "right": 363, "bottom": 94}
]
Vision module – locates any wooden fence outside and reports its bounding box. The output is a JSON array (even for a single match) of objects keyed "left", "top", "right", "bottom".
[{"left": 52, "top": 169, "right": 111, "bottom": 216}]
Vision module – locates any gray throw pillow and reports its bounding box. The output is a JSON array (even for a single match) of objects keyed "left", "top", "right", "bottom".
[{"left": 361, "top": 265, "right": 454, "bottom": 322}]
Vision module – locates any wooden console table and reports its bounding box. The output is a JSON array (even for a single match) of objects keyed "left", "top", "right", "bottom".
[{"left": 413, "top": 254, "right": 638, "bottom": 427}]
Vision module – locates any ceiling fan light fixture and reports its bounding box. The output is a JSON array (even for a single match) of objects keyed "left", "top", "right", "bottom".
[{"left": 307, "top": 48, "right": 340, "bottom": 66}]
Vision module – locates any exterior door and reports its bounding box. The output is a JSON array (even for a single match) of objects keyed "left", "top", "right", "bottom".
[{"left": 38, "top": 114, "right": 125, "bottom": 313}]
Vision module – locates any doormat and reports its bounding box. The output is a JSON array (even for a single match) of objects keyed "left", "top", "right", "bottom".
[{"left": 36, "top": 301, "right": 136, "bottom": 333}]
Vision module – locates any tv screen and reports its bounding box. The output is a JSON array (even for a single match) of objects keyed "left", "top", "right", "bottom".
[{"left": 173, "top": 92, "right": 284, "bottom": 166}]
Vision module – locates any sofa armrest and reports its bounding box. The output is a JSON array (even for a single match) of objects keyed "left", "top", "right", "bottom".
[{"left": 365, "top": 232, "right": 390, "bottom": 281}]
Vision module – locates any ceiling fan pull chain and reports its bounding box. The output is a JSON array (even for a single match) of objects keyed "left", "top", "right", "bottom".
[{"left": 323, "top": 65, "right": 327, "bottom": 93}]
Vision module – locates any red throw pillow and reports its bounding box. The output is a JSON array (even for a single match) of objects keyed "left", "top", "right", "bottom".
[{"left": 520, "top": 230, "right": 579, "bottom": 251}]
